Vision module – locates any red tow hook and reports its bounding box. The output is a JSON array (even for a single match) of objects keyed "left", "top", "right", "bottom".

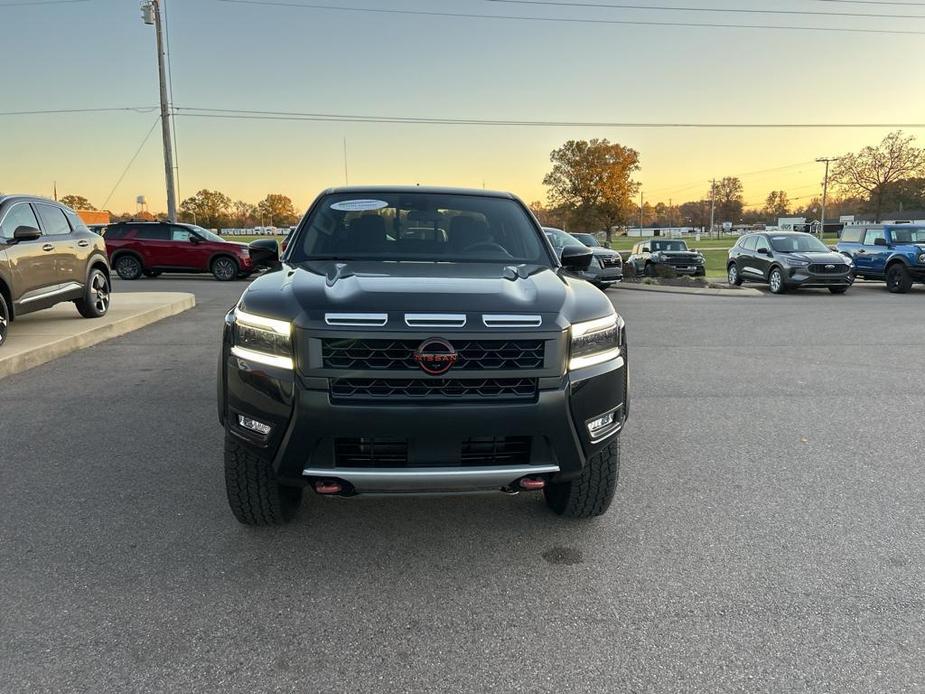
[
  {"left": 519, "top": 477, "right": 546, "bottom": 491},
  {"left": 314, "top": 480, "right": 343, "bottom": 495}
]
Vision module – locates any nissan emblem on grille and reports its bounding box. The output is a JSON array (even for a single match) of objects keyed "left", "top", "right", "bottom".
[{"left": 413, "top": 338, "right": 458, "bottom": 375}]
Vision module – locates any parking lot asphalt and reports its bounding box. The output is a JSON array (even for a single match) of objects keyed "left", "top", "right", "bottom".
[{"left": 1, "top": 276, "right": 923, "bottom": 693}]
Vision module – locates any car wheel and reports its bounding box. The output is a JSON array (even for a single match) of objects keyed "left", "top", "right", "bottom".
[
  {"left": 644, "top": 263, "right": 654, "bottom": 277},
  {"left": 727, "top": 263, "right": 743, "bottom": 286},
  {"left": 115, "top": 255, "right": 143, "bottom": 280},
  {"left": 0, "top": 293, "right": 9, "bottom": 347},
  {"left": 75, "top": 268, "right": 111, "bottom": 318},
  {"left": 828, "top": 286, "right": 849, "bottom": 294},
  {"left": 886, "top": 264, "right": 913, "bottom": 294},
  {"left": 768, "top": 267, "right": 786, "bottom": 294},
  {"left": 212, "top": 256, "right": 239, "bottom": 282},
  {"left": 224, "top": 433, "right": 302, "bottom": 525},
  {"left": 544, "top": 437, "right": 620, "bottom": 518}
]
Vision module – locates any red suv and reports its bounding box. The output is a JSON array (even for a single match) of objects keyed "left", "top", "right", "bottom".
[{"left": 104, "top": 221, "right": 255, "bottom": 281}]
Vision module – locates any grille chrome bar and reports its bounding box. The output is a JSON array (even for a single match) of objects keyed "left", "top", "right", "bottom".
[
  {"left": 481, "top": 314, "right": 542, "bottom": 328},
  {"left": 404, "top": 313, "right": 467, "bottom": 328},
  {"left": 325, "top": 313, "right": 388, "bottom": 327}
]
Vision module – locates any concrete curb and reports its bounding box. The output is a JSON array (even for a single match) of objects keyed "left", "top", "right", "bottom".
[
  {"left": 610, "top": 282, "right": 762, "bottom": 297},
  {"left": 0, "top": 292, "right": 196, "bottom": 380}
]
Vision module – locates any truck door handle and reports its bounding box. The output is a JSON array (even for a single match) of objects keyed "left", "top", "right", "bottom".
[
  {"left": 42, "top": 243, "right": 54, "bottom": 252},
  {"left": 77, "top": 240, "right": 90, "bottom": 248}
]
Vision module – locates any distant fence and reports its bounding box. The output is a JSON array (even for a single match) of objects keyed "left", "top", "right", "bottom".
[{"left": 220, "top": 227, "right": 293, "bottom": 236}]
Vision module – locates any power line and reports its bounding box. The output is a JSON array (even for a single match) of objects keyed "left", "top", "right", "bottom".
[
  {"left": 0, "top": 0, "right": 88, "bottom": 6},
  {"left": 487, "top": 0, "right": 925, "bottom": 20},
  {"left": 645, "top": 161, "right": 816, "bottom": 196},
  {"left": 175, "top": 106, "right": 925, "bottom": 128},
  {"left": 0, "top": 106, "right": 157, "bottom": 116},
  {"left": 214, "top": 0, "right": 925, "bottom": 35},
  {"left": 813, "top": 0, "right": 925, "bottom": 6},
  {"left": 101, "top": 117, "right": 161, "bottom": 210}
]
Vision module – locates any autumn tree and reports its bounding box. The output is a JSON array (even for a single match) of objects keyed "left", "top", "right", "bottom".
[
  {"left": 763, "top": 190, "right": 790, "bottom": 218},
  {"left": 711, "top": 177, "right": 744, "bottom": 225},
  {"left": 60, "top": 194, "right": 95, "bottom": 210},
  {"left": 232, "top": 200, "right": 256, "bottom": 227},
  {"left": 528, "top": 200, "right": 566, "bottom": 228},
  {"left": 832, "top": 131, "right": 925, "bottom": 222},
  {"left": 179, "top": 189, "right": 232, "bottom": 228},
  {"left": 679, "top": 200, "right": 710, "bottom": 230},
  {"left": 543, "top": 138, "right": 640, "bottom": 242},
  {"left": 256, "top": 194, "right": 298, "bottom": 226}
]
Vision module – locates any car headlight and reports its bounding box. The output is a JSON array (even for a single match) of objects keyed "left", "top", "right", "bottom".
[
  {"left": 918, "top": 253, "right": 925, "bottom": 264},
  {"left": 569, "top": 314, "right": 624, "bottom": 371},
  {"left": 231, "top": 308, "right": 294, "bottom": 369},
  {"left": 782, "top": 255, "right": 810, "bottom": 267}
]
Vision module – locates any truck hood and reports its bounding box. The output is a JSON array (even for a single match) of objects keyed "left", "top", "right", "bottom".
[{"left": 238, "top": 260, "right": 616, "bottom": 329}]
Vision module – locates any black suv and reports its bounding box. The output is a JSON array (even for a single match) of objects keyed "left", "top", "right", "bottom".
[
  {"left": 627, "top": 238, "right": 705, "bottom": 276},
  {"left": 0, "top": 195, "right": 111, "bottom": 347},
  {"left": 727, "top": 231, "right": 853, "bottom": 294},
  {"left": 218, "top": 187, "right": 629, "bottom": 525}
]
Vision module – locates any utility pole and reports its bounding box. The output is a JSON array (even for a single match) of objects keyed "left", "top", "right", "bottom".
[
  {"left": 816, "top": 157, "right": 839, "bottom": 240},
  {"left": 141, "top": 0, "right": 177, "bottom": 222},
  {"left": 709, "top": 178, "right": 716, "bottom": 238},
  {"left": 639, "top": 191, "right": 644, "bottom": 232}
]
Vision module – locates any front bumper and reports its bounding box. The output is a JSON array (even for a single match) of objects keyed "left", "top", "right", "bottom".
[
  {"left": 783, "top": 267, "right": 853, "bottom": 288},
  {"left": 218, "top": 326, "right": 628, "bottom": 493}
]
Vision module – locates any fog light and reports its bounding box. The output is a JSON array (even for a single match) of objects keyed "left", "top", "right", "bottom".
[
  {"left": 238, "top": 414, "right": 272, "bottom": 435},
  {"left": 587, "top": 411, "right": 615, "bottom": 435}
]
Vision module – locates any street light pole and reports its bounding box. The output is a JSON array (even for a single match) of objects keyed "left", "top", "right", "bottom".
[
  {"left": 709, "top": 178, "right": 716, "bottom": 238},
  {"left": 141, "top": 0, "right": 177, "bottom": 222},
  {"left": 816, "top": 157, "right": 839, "bottom": 240}
]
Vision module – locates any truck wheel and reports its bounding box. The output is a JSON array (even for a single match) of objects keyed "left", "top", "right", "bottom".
[
  {"left": 115, "top": 254, "right": 143, "bottom": 280},
  {"left": 0, "top": 293, "right": 9, "bottom": 347},
  {"left": 886, "top": 264, "right": 913, "bottom": 294},
  {"left": 544, "top": 437, "right": 620, "bottom": 518},
  {"left": 224, "top": 434, "right": 302, "bottom": 525},
  {"left": 75, "top": 268, "right": 111, "bottom": 318},
  {"left": 644, "top": 263, "right": 654, "bottom": 277}
]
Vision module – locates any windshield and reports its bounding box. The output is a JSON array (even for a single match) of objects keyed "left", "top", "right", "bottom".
[
  {"left": 650, "top": 240, "right": 688, "bottom": 252},
  {"left": 190, "top": 225, "right": 224, "bottom": 243},
  {"left": 769, "top": 233, "right": 830, "bottom": 253},
  {"left": 544, "top": 227, "right": 586, "bottom": 251},
  {"left": 291, "top": 193, "right": 550, "bottom": 264},
  {"left": 890, "top": 227, "right": 925, "bottom": 244},
  {"left": 571, "top": 233, "right": 600, "bottom": 247}
]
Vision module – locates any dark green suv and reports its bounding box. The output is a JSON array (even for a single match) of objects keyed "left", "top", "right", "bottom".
[{"left": 0, "top": 195, "right": 111, "bottom": 347}]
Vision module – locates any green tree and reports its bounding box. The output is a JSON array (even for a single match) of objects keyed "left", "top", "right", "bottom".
[
  {"left": 543, "top": 138, "right": 640, "bottom": 242},
  {"left": 256, "top": 194, "right": 298, "bottom": 226},
  {"left": 832, "top": 131, "right": 925, "bottom": 222},
  {"left": 711, "top": 177, "right": 744, "bottom": 226},
  {"left": 179, "top": 189, "right": 232, "bottom": 229},
  {"left": 763, "top": 190, "right": 791, "bottom": 218},
  {"left": 60, "top": 194, "right": 95, "bottom": 210},
  {"left": 232, "top": 200, "right": 256, "bottom": 227}
]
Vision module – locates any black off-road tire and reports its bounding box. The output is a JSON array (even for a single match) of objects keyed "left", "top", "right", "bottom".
[
  {"left": 643, "top": 263, "right": 655, "bottom": 277},
  {"left": 544, "top": 437, "right": 620, "bottom": 518},
  {"left": 75, "top": 268, "right": 111, "bottom": 318},
  {"left": 0, "top": 292, "right": 9, "bottom": 348},
  {"left": 224, "top": 434, "right": 302, "bottom": 525},
  {"left": 886, "top": 263, "right": 913, "bottom": 294},
  {"left": 114, "top": 254, "right": 143, "bottom": 280}
]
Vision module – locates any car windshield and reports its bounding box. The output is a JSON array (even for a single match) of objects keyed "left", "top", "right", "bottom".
[
  {"left": 571, "top": 233, "right": 600, "bottom": 247},
  {"left": 889, "top": 227, "right": 925, "bottom": 244},
  {"left": 650, "top": 240, "right": 688, "bottom": 251},
  {"left": 769, "top": 234, "right": 830, "bottom": 253},
  {"left": 190, "top": 226, "right": 224, "bottom": 243},
  {"left": 544, "top": 227, "right": 586, "bottom": 251},
  {"left": 291, "top": 192, "right": 550, "bottom": 264}
]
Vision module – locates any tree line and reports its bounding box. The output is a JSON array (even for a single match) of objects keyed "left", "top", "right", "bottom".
[
  {"left": 55, "top": 191, "right": 301, "bottom": 229},
  {"left": 531, "top": 131, "right": 925, "bottom": 235}
]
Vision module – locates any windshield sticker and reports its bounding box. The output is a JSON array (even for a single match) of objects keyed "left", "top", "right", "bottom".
[{"left": 330, "top": 199, "right": 388, "bottom": 212}]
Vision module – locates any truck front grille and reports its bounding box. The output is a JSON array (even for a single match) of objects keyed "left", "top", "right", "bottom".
[
  {"left": 460, "top": 436, "right": 531, "bottom": 466},
  {"left": 330, "top": 377, "right": 538, "bottom": 402},
  {"left": 322, "top": 339, "right": 544, "bottom": 371},
  {"left": 334, "top": 437, "right": 408, "bottom": 467}
]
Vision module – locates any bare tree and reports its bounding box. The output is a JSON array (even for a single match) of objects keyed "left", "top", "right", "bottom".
[{"left": 832, "top": 131, "right": 925, "bottom": 222}]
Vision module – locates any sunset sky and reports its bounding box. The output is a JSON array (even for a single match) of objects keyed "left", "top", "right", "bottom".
[{"left": 2, "top": 0, "right": 925, "bottom": 216}]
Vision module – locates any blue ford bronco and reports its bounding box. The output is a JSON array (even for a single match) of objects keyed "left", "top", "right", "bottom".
[{"left": 836, "top": 224, "right": 925, "bottom": 293}]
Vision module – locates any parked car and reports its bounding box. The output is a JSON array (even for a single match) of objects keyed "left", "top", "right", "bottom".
[
  {"left": 836, "top": 224, "right": 925, "bottom": 293},
  {"left": 218, "top": 186, "right": 629, "bottom": 525},
  {"left": 543, "top": 227, "right": 623, "bottom": 288},
  {"left": 627, "top": 239, "right": 705, "bottom": 276},
  {"left": 104, "top": 221, "right": 256, "bottom": 281},
  {"left": 0, "top": 195, "right": 111, "bottom": 346},
  {"left": 728, "top": 231, "right": 853, "bottom": 294}
]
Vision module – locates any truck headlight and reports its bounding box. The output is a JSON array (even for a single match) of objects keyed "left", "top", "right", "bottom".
[
  {"left": 569, "top": 314, "right": 623, "bottom": 370},
  {"left": 231, "top": 308, "right": 294, "bottom": 370}
]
